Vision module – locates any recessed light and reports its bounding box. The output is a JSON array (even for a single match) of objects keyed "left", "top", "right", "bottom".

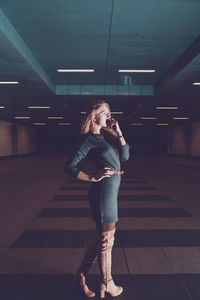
[
  {"left": 140, "top": 117, "right": 157, "bottom": 120},
  {"left": 47, "top": 117, "right": 64, "bottom": 119},
  {"left": 131, "top": 123, "right": 144, "bottom": 126},
  {"left": 118, "top": 70, "right": 156, "bottom": 73},
  {"left": 58, "top": 123, "right": 72, "bottom": 125},
  {"left": 81, "top": 111, "right": 124, "bottom": 115},
  {"left": 193, "top": 82, "right": 200, "bottom": 86},
  {"left": 173, "top": 117, "right": 190, "bottom": 120},
  {"left": 0, "top": 81, "right": 19, "bottom": 84},
  {"left": 57, "top": 69, "right": 94, "bottom": 72},
  {"left": 14, "top": 117, "right": 31, "bottom": 119},
  {"left": 156, "top": 123, "right": 169, "bottom": 126},
  {"left": 28, "top": 106, "right": 51, "bottom": 109},
  {"left": 156, "top": 107, "right": 179, "bottom": 110},
  {"left": 0, "top": 106, "right": 5, "bottom": 109},
  {"left": 33, "top": 123, "right": 46, "bottom": 125}
]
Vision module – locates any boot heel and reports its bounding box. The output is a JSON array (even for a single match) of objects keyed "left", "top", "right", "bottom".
[{"left": 100, "top": 290, "right": 105, "bottom": 298}]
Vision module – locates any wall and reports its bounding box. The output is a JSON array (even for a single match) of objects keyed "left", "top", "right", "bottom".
[
  {"left": 0, "top": 120, "right": 12, "bottom": 156},
  {"left": 191, "top": 123, "right": 200, "bottom": 157},
  {"left": 0, "top": 120, "right": 36, "bottom": 157},
  {"left": 169, "top": 126, "right": 186, "bottom": 156},
  {"left": 17, "top": 124, "right": 36, "bottom": 155},
  {"left": 168, "top": 123, "right": 200, "bottom": 157}
]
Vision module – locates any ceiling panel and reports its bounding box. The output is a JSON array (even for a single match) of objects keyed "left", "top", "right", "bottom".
[{"left": 0, "top": 0, "right": 200, "bottom": 125}]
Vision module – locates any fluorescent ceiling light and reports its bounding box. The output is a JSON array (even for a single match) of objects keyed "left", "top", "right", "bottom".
[
  {"left": 156, "top": 107, "right": 179, "bottom": 110},
  {"left": 81, "top": 111, "right": 124, "bottom": 115},
  {"left": 33, "top": 123, "right": 46, "bottom": 125},
  {"left": 28, "top": 106, "right": 51, "bottom": 109},
  {"left": 173, "top": 117, "right": 190, "bottom": 120},
  {"left": 156, "top": 123, "right": 169, "bottom": 126},
  {"left": 0, "top": 106, "right": 5, "bottom": 109},
  {"left": 57, "top": 69, "right": 94, "bottom": 72},
  {"left": 131, "top": 123, "right": 144, "bottom": 126},
  {"left": 0, "top": 81, "right": 19, "bottom": 84},
  {"left": 118, "top": 69, "right": 156, "bottom": 73},
  {"left": 47, "top": 117, "right": 64, "bottom": 119},
  {"left": 193, "top": 82, "right": 200, "bottom": 85},
  {"left": 140, "top": 117, "right": 157, "bottom": 120},
  {"left": 14, "top": 117, "right": 31, "bottom": 119},
  {"left": 58, "top": 123, "right": 72, "bottom": 125}
]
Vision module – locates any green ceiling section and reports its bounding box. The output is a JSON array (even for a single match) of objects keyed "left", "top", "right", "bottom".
[
  {"left": 56, "top": 84, "right": 154, "bottom": 95},
  {"left": 0, "top": 7, "right": 55, "bottom": 92},
  {"left": 0, "top": 0, "right": 200, "bottom": 96}
]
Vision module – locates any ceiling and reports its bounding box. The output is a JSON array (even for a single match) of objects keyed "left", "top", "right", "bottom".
[{"left": 0, "top": 0, "right": 200, "bottom": 127}]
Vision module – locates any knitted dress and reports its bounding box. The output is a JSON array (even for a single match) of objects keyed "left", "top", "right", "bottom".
[{"left": 65, "top": 132, "right": 129, "bottom": 223}]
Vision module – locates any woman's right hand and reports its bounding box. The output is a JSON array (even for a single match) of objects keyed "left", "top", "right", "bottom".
[{"left": 91, "top": 167, "right": 124, "bottom": 182}]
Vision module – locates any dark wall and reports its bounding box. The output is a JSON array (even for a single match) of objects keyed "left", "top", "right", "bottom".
[
  {"left": 126, "top": 126, "right": 168, "bottom": 155},
  {"left": 35, "top": 125, "right": 168, "bottom": 156}
]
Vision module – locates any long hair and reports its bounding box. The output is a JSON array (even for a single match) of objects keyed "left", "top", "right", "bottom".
[{"left": 81, "top": 100, "right": 120, "bottom": 150}]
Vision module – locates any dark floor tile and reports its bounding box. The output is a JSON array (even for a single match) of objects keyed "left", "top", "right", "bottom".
[
  {"left": 123, "top": 176, "right": 140, "bottom": 179},
  {"left": 120, "top": 186, "right": 156, "bottom": 191},
  {"left": 52, "top": 194, "right": 171, "bottom": 202},
  {"left": 119, "top": 195, "right": 171, "bottom": 201},
  {"left": 11, "top": 230, "right": 53, "bottom": 248},
  {"left": 50, "top": 230, "right": 96, "bottom": 247},
  {"left": 65, "top": 180, "right": 148, "bottom": 184},
  {"left": 60, "top": 186, "right": 89, "bottom": 191},
  {"left": 119, "top": 229, "right": 200, "bottom": 247},
  {"left": 179, "top": 274, "right": 200, "bottom": 300},
  {"left": 38, "top": 208, "right": 90, "bottom": 217},
  {"left": 105, "top": 275, "right": 137, "bottom": 300},
  {"left": 38, "top": 208, "right": 192, "bottom": 218},
  {"left": 11, "top": 230, "right": 123, "bottom": 248},
  {"left": 0, "top": 274, "right": 94, "bottom": 300},
  {"left": 12, "top": 229, "right": 200, "bottom": 248},
  {"left": 0, "top": 274, "right": 136, "bottom": 300},
  {"left": 158, "top": 159, "right": 200, "bottom": 172},
  {"left": 60, "top": 186, "right": 156, "bottom": 191},
  {"left": 129, "top": 274, "right": 192, "bottom": 300},
  {"left": 121, "top": 180, "right": 148, "bottom": 184},
  {"left": 11, "top": 230, "right": 92, "bottom": 248},
  {"left": 1, "top": 274, "right": 197, "bottom": 300},
  {"left": 52, "top": 195, "right": 88, "bottom": 201},
  {"left": 66, "top": 180, "right": 89, "bottom": 184},
  {"left": 66, "top": 176, "right": 141, "bottom": 184},
  {"left": 119, "top": 208, "right": 192, "bottom": 217}
]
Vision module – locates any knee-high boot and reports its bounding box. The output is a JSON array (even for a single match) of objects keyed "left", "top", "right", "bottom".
[
  {"left": 97, "top": 228, "right": 123, "bottom": 298},
  {"left": 74, "top": 232, "right": 98, "bottom": 298}
]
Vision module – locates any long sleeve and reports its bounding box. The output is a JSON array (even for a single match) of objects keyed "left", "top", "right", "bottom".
[
  {"left": 119, "top": 144, "right": 130, "bottom": 161},
  {"left": 64, "top": 136, "right": 94, "bottom": 178}
]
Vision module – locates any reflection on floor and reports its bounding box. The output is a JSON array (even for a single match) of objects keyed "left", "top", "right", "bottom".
[{"left": 1, "top": 155, "right": 200, "bottom": 300}]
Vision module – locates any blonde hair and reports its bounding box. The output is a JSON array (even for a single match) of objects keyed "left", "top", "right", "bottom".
[
  {"left": 81, "top": 99, "right": 119, "bottom": 149},
  {"left": 81, "top": 100, "right": 109, "bottom": 134}
]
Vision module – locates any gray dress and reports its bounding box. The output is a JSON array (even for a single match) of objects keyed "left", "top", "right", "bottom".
[{"left": 64, "top": 132, "right": 130, "bottom": 223}]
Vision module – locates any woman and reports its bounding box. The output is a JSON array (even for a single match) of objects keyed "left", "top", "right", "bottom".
[{"left": 64, "top": 100, "right": 130, "bottom": 298}]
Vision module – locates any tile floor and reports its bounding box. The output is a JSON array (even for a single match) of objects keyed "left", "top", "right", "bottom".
[{"left": 1, "top": 154, "right": 200, "bottom": 299}]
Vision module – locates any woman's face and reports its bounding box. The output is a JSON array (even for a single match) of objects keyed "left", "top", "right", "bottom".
[{"left": 95, "top": 104, "right": 110, "bottom": 127}]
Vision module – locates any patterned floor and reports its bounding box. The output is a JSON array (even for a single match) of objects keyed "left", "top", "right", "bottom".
[{"left": 1, "top": 155, "right": 200, "bottom": 300}]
